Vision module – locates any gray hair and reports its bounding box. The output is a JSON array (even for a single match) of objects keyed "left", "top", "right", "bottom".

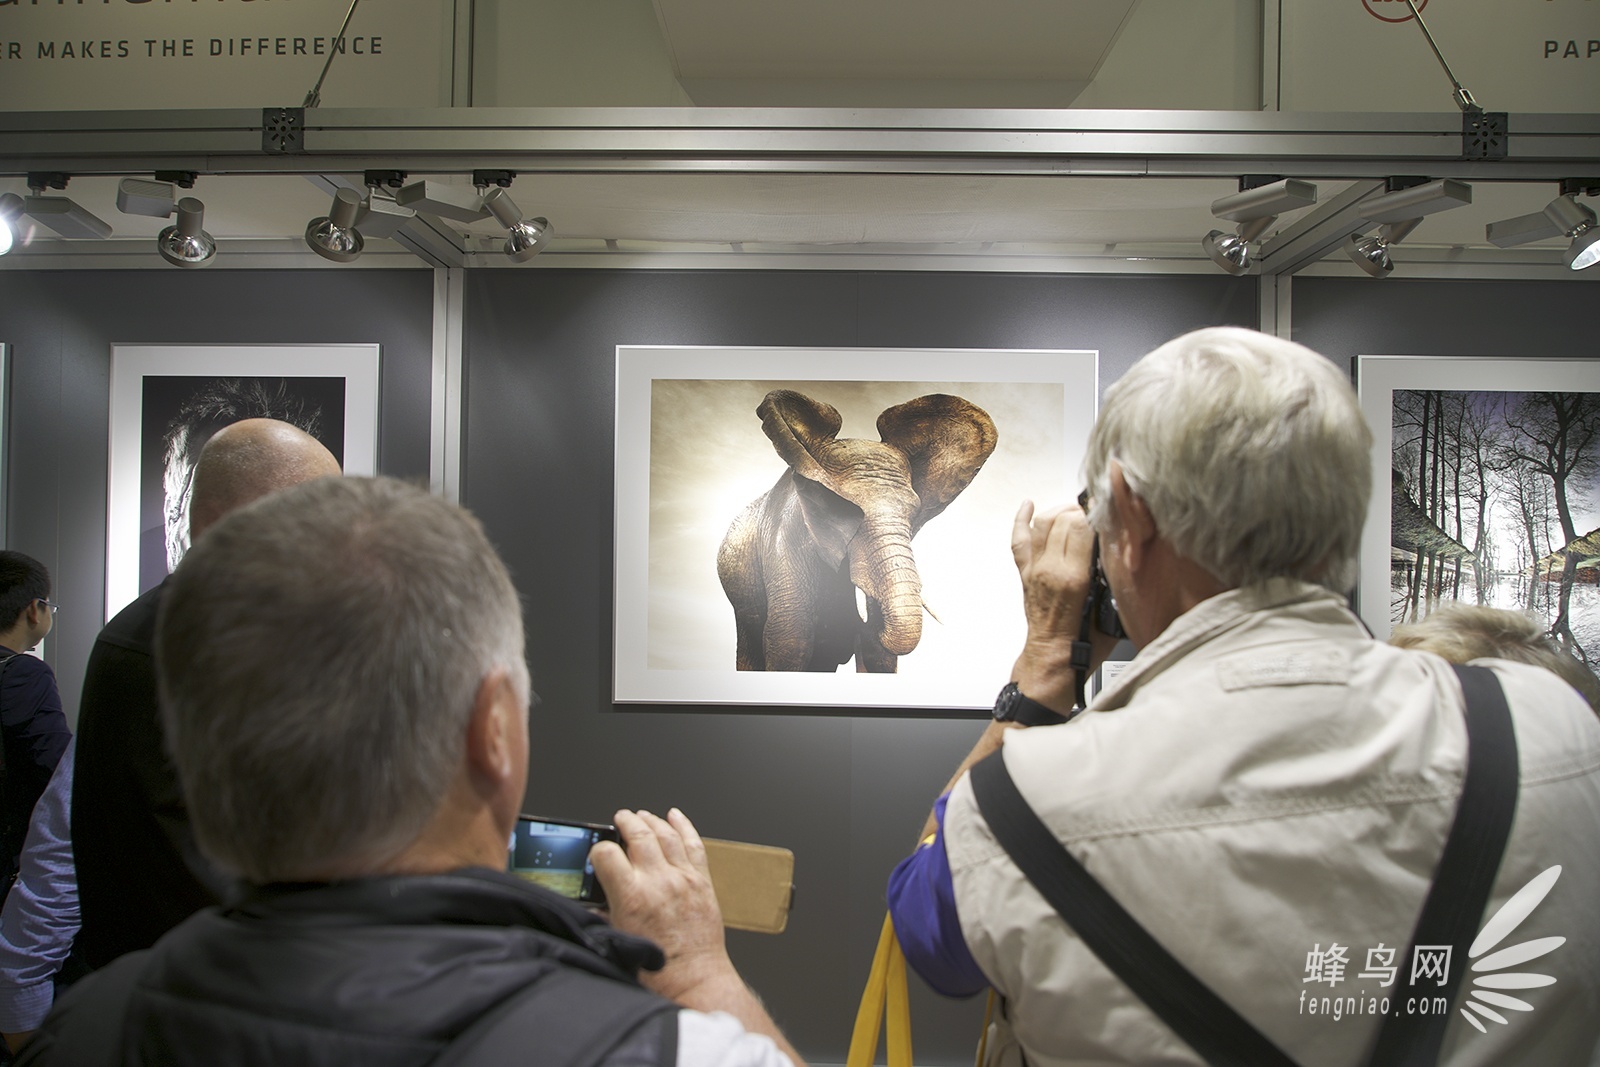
[
  {"left": 1084, "top": 327, "right": 1372, "bottom": 592},
  {"left": 156, "top": 476, "right": 528, "bottom": 882}
]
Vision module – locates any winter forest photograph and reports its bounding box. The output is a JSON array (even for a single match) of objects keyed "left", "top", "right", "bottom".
[{"left": 1390, "top": 389, "right": 1600, "bottom": 667}]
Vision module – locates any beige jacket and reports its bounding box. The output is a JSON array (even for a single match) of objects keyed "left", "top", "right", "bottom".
[{"left": 945, "top": 579, "right": 1600, "bottom": 1067}]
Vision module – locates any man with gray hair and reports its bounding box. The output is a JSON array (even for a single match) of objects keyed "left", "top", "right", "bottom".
[
  {"left": 888, "top": 328, "right": 1600, "bottom": 1065},
  {"left": 24, "top": 476, "right": 800, "bottom": 1067}
]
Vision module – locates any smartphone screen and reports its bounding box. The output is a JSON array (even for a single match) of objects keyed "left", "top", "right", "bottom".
[{"left": 508, "top": 816, "right": 619, "bottom": 905}]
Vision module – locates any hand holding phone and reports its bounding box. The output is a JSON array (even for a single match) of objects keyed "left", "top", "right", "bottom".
[{"left": 590, "top": 810, "right": 729, "bottom": 1002}]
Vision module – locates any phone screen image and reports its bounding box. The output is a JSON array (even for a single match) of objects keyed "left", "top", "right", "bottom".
[{"left": 508, "top": 818, "right": 617, "bottom": 905}]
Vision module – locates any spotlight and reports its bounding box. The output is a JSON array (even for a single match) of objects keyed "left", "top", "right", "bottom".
[
  {"left": 1202, "top": 217, "right": 1273, "bottom": 276},
  {"left": 1342, "top": 219, "right": 1422, "bottom": 278},
  {"left": 1484, "top": 183, "right": 1600, "bottom": 271},
  {"left": 1344, "top": 233, "right": 1391, "bottom": 278},
  {"left": 1200, "top": 178, "right": 1317, "bottom": 276},
  {"left": 0, "top": 192, "right": 23, "bottom": 256},
  {"left": 1568, "top": 227, "right": 1600, "bottom": 271},
  {"left": 482, "top": 188, "right": 552, "bottom": 263},
  {"left": 156, "top": 197, "right": 216, "bottom": 269},
  {"left": 1339, "top": 179, "right": 1469, "bottom": 278},
  {"left": 116, "top": 178, "right": 217, "bottom": 268},
  {"left": 22, "top": 172, "right": 112, "bottom": 240},
  {"left": 305, "top": 188, "right": 365, "bottom": 263},
  {"left": 1542, "top": 195, "right": 1599, "bottom": 271}
]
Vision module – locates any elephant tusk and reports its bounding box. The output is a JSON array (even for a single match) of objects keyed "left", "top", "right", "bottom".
[
  {"left": 854, "top": 586, "right": 869, "bottom": 624},
  {"left": 923, "top": 600, "right": 943, "bottom": 625}
]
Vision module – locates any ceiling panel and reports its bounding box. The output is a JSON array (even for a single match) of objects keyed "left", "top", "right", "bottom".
[{"left": 652, "top": 0, "right": 1139, "bottom": 87}]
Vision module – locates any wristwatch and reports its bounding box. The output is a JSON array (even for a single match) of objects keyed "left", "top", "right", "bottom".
[{"left": 992, "top": 682, "right": 1071, "bottom": 727}]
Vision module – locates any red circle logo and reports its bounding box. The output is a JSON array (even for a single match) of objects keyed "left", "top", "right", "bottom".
[{"left": 1362, "top": 0, "right": 1428, "bottom": 21}]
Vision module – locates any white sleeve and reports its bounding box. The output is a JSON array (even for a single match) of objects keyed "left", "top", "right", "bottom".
[{"left": 675, "top": 1009, "right": 795, "bottom": 1067}]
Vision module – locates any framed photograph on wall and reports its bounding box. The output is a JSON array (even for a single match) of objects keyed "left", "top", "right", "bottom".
[
  {"left": 614, "top": 346, "right": 1099, "bottom": 711},
  {"left": 106, "top": 344, "right": 380, "bottom": 621},
  {"left": 1356, "top": 355, "right": 1600, "bottom": 668}
]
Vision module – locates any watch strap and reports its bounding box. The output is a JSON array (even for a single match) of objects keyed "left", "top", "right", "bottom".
[{"left": 994, "top": 682, "right": 1070, "bottom": 727}]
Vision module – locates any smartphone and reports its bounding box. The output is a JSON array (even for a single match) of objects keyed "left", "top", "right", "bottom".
[{"left": 508, "top": 816, "right": 620, "bottom": 906}]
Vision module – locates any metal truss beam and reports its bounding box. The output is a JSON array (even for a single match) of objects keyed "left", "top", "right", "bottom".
[
  {"left": 2, "top": 108, "right": 1596, "bottom": 180},
  {"left": 1255, "top": 179, "right": 1386, "bottom": 277}
]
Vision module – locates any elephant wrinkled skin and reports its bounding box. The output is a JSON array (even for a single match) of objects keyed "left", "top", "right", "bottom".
[{"left": 717, "top": 389, "right": 998, "bottom": 673}]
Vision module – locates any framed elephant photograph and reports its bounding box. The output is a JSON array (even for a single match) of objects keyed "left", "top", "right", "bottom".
[{"left": 613, "top": 345, "right": 1099, "bottom": 711}]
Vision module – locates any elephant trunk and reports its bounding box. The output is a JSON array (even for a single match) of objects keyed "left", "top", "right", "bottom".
[{"left": 851, "top": 513, "right": 922, "bottom": 656}]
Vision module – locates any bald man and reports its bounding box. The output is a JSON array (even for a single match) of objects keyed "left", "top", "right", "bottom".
[{"left": 73, "top": 419, "right": 340, "bottom": 968}]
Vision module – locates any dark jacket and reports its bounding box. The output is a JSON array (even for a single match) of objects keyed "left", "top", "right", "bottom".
[
  {"left": 71, "top": 582, "right": 233, "bottom": 968},
  {"left": 19, "top": 867, "right": 677, "bottom": 1067},
  {"left": 0, "top": 644, "right": 71, "bottom": 882}
]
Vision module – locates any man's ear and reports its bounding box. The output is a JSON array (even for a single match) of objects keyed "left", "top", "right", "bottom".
[
  {"left": 1108, "top": 461, "right": 1157, "bottom": 571},
  {"left": 464, "top": 668, "right": 523, "bottom": 792}
]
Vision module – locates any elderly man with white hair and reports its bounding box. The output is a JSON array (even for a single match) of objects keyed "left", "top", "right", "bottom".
[{"left": 888, "top": 327, "right": 1600, "bottom": 1066}]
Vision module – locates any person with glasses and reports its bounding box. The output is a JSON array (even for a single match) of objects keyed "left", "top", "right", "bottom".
[{"left": 0, "top": 552, "right": 70, "bottom": 899}]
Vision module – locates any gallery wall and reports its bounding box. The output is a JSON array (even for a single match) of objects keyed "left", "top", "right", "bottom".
[
  {"left": 13, "top": 265, "right": 1584, "bottom": 1063},
  {"left": 0, "top": 269, "right": 435, "bottom": 719},
  {"left": 461, "top": 269, "right": 1259, "bottom": 1062},
  {"left": 1292, "top": 277, "right": 1599, "bottom": 371}
]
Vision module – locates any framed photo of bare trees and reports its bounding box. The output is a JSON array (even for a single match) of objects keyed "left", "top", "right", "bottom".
[
  {"left": 613, "top": 346, "right": 1098, "bottom": 711},
  {"left": 1356, "top": 355, "right": 1600, "bottom": 669}
]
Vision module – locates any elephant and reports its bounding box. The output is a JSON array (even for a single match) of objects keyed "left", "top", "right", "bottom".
[{"left": 717, "top": 389, "right": 998, "bottom": 673}]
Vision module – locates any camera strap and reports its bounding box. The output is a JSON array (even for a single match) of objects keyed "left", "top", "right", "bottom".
[
  {"left": 968, "top": 663, "right": 1519, "bottom": 1067},
  {"left": 1070, "top": 617, "right": 1094, "bottom": 711}
]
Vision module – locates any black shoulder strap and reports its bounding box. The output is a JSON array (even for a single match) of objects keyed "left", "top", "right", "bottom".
[
  {"left": 1366, "top": 664, "right": 1520, "bottom": 1066},
  {"left": 969, "top": 753, "right": 1299, "bottom": 1067},
  {"left": 429, "top": 966, "right": 678, "bottom": 1067},
  {"left": 969, "top": 662, "right": 1520, "bottom": 1067}
]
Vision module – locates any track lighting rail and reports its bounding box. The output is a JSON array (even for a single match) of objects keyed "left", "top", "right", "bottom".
[{"left": 0, "top": 108, "right": 1595, "bottom": 182}]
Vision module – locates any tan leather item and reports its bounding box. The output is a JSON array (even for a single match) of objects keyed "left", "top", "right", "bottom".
[{"left": 702, "top": 837, "right": 794, "bottom": 934}]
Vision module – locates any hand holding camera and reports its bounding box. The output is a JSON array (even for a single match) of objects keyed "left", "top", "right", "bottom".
[{"left": 1008, "top": 495, "right": 1124, "bottom": 713}]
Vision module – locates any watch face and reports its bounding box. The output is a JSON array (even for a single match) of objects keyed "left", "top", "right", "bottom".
[{"left": 993, "top": 682, "right": 1021, "bottom": 721}]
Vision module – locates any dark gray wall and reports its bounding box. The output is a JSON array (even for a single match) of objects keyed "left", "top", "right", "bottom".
[
  {"left": 463, "top": 269, "right": 1259, "bottom": 1064},
  {"left": 0, "top": 269, "right": 435, "bottom": 720},
  {"left": 1292, "top": 276, "right": 1600, "bottom": 372}
]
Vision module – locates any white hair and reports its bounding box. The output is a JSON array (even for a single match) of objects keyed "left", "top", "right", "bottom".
[
  {"left": 156, "top": 476, "right": 529, "bottom": 882},
  {"left": 1083, "top": 327, "right": 1372, "bottom": 593}
]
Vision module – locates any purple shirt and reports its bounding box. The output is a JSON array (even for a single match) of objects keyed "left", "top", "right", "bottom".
[{"left": 886, "top": 793, "right": 988, "bottom": 998}]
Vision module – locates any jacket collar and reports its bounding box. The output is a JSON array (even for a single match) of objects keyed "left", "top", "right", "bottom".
[
  {"left": 234, "top": 866, "right": 666, "bottom": 979},
  {"left": 1092, "top": 578, "right": 1361, "bottom": 711}
]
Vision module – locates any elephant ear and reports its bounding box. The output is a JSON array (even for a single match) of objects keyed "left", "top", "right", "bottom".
[
  {"left": 758, "top": 390, "right": 844, "bottom": 487},
  {"left": 758, "top": 390, "right": 859, "bottom": 569},
  {"left": 878, "top": 395, "right": 998, "bottom": 533}
]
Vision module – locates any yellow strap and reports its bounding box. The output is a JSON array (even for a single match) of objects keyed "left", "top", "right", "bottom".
[
  {"left": 884, "top": 924, "right": 912, "bottom": 1067},
  {"left": 974, "top": 989, "right": 996, "bottom": 1067},
  {"left": 847, "top": 913, "right": 914, "bottom": 1067}
]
